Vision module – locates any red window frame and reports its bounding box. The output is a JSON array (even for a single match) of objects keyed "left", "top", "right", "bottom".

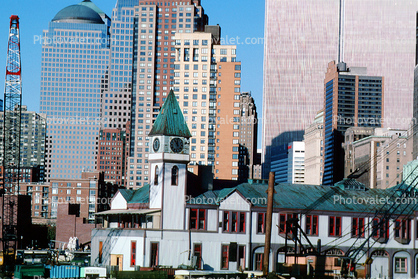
[
  {"left": 223, "top": 211, "right": 246, "bottom": 233},
  {"left": 257, "top": 213, "right": 266, "bottom": 234},
  {"left": 190, "top": 209, "right": 206, "bottom": 230},
  {"left": 279, "top": 213, "right": 298, "bottom": 234},
  {"left": 231, "top": 212, "right": 238, "bottom": 232},
  {"left": 329, "top": 216, "right": 341, "bottom": 236},
  {"left": 223, "top": 211, "right": 229, "bottom": 232},
  {"left": 372, "top": 218, "right": 389, "bottom": 239},
  {"left": 198, "top": 209, "right": 206, "bottom": 230},
  {"left": 306, "top": 215, "right": 318, "bottom": 236},
  {"left": 255, "top": 253, "right": 263, "bottom": 271},
  {"left": 221, "top": 245, "right": 229, "bottom": 269},
  {"left": 99, "top": 241, "right": 103, "bottom": 264},
  {"left": 239, "top": 212, "right": 246, "bottom": 233},
  {"left": 193, "top": 243, "right": 202, "bottom": 269},
  {"left": 352, "top": 217, "right": 365, "bottom": 238},
  {"left": 130, "top": 241, "right": 136, "bottom": 266}
]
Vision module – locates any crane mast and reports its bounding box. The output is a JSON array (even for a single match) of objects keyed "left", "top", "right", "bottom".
[{"left": 2, "top": 15, "right": 22, "bottom": 275}]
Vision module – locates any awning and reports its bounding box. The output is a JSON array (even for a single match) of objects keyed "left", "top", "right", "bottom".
[{"left": 94, "top": 209, "right": 161, "bottom": 216}]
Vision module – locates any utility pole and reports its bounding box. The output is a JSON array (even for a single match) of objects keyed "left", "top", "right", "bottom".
[{"left": 263, "top": 172, "right": 275, "bottom": 276}]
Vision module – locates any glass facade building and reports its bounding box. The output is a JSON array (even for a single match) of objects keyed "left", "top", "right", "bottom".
[
  {"left": 323, "top": 62, "right": 383, "bottom": 185},
  {"left": 40, "top": 2, "right": 110, "bottom": 179},
  {"left": 263, "top": 0, "right": 418, "bottom": 178}
]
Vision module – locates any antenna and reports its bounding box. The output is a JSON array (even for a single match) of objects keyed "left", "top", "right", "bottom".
[{"left": 338, "top": 0, "right": 345, "bottom": 64}]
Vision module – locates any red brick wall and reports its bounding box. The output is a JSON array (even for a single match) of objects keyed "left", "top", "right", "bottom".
[{"left": 56, "top": 203, "right": 94, "bottom": 248}]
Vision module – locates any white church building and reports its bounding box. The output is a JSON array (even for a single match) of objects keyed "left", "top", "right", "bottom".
[{"left": 91, "top": 91, "right": 418, "bottom": 279}]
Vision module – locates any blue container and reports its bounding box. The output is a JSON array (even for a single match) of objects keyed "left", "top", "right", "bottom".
[{"left": 49, "top": 265, "right": 81, "bottom": 278}]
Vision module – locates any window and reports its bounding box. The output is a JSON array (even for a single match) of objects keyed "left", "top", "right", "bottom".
[
  {"left": 193, "top": 244, "right": 202, "bottom": 269},
  {"left": 131, "top": 241, "right": 136, "bottom": 266},
  {"left": 190, "top": 209, "right": 206, "bottom": 230},
  {"left": 257, "top": 212, "right": 266, "bottom": 234},
  {"left": 171, "top": 166, "right": 178, "bottom": 185},
  {"left": 372, "top": 218, "right": 389, "bottom": 239},
  {"left": 223, "top": 211, "right": 245, "bottom": 233},
  {"left": 329, "top": 216, "right": 341, "bottom": 236},
  {"left": 150, "top": 243, "right": 159, "bottom": 267},
  {"left": 154, "top": 166, "right": 159, "bottom": 185},
  {"left": 221, "top": 245, "right": 229, "bottom": 269},
  {"left": 223, "top": 211, "right": 229, "bottom": 231},
  {"left": 99, "top": 241, "right": 103, "bottom": 264},
  {"left": 394, "top": 219, "right": 410, "bottom": 240},
  {"left": 395, "top": 257, "right": 407, "bottom": 273},
  {"left": 255, "top": 253, "right": 263, "bottom": 271},
  {"left": 279, "top": 213, "right": 298, "bottom": 234},
  {"left": 352, "top": 217, "right": 365, "bottom": 238},
  {"left": 305, "top": 215, "right": 318, "bottom": 236}
]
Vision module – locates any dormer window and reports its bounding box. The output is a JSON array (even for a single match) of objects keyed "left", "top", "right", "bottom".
[
  {"left": 154, "top": 166, "right": 159, "bottom": 185},
  {"left": 171, "top": 166, "right": 178, "bottom": 186}
]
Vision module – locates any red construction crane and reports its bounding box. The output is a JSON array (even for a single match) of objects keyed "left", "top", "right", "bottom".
[{"left": 2, "top": 15, "right": 22, "bottom": 275}]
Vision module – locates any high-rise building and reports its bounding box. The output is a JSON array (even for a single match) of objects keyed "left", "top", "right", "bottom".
[
  {"left": 172, "top": 30, "right": 242, "bottom": 181},
  {"left": 239, "top": 92, "right": 258, "bottom": 181},
  {"left": 40, "top": 1, "right": 110, "bottom": 180},
  {"left": 270, "top": 141, "right": 305, "bottom": 184},
  {"left": 303, "top": 110, "right": 324, "bottom": 185},
  {"left": 101, "top": 0, "right": 208, "bottom": 188},
  {"left": 323, "top": 61, "right": 383, "bottom": 185},
  {"left": 0, "top": 106, "right": 46, "bottom": 169},
  {"left": 344, "top": 128, "right": 412, "bottom": 189},
  {"left": 413, "top": 11, "right": 418, "bottom": 159},
  {"left": 263, "top": 0, "right": 418, "bottom": 178},
  {"left": 97, "top": 123, "right": 130, "bottom": 187}
]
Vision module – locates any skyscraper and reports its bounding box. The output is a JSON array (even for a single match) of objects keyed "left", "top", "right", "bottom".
[
  {"left": 100, "top": 0, "right": 207, "bottom": 188},
  {"left": 239, "top": 92, "right": 258, "bottom": 181},
  {"left": 323, "top": 61, "right": 383, "bottom": 185},
  {"left": 40, "top": 1, "right": 110, "bottom": 180},
  {"left": 263, "top": 0, "right": 418, "bottom": 178},
  {"left": 173, "top": 30, "right": 241, "bottom": 180}
]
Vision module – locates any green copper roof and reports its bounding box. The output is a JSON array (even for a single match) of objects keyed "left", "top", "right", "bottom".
[
  {"left": 149, "top": 90, "right": 192, "bottom": 138},
  {"left": 79, "top": 0, "right": 106, "bottom": 17},
  {"left": 118, "top": 185, "right": 150, "bottom": 204}
]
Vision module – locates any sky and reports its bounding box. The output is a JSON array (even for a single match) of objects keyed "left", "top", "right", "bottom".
[{"left": 0, "top": 0, "right": 265, "bottom": 147}]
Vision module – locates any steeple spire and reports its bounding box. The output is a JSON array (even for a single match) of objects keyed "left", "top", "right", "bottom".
[{"left": 149, "top": 90, "right": 191, "bottom": 138}]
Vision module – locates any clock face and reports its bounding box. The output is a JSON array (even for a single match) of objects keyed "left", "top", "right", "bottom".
[
  {"left": 153, "top": 138, "right": 160, "bottom": 152},
  {"left": 170, "top": 138, "right": 184, "bottom": 153}
]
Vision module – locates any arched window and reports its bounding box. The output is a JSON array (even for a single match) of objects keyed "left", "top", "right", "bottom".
[
  {"left": 154, "top": 166, "right": 159, "bottom": 186},
  {"left": 171, "top": 166, "right": 178, "bottom": 186}
]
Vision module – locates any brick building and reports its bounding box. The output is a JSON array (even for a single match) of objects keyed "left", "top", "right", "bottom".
[
  {"left": 20, "top": 171, "right": 120, "bottom": 224},
  {"left": 55, "top": 203, "right": 95, "bottom": 249},
  {"left": 97, "top": 122, "right": 130, "bottom": 187}
]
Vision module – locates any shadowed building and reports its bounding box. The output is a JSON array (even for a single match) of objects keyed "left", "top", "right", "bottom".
[{"left": 323, "top": 61, "right": 383, "bottom": 185}]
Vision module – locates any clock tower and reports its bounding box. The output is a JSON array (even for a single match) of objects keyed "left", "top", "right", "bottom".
[{"left": 148, "top": 90, "right": 191, "bottom": 230}]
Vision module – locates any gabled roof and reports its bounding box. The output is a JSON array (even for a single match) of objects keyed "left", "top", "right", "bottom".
[
  {"left": 118, "top": 188, "right": 134, "bottom": 201},
  {"left": 116, "top": 185, "right": 150, "bottom": 204},
  {"left": 149, "top": 90, "right": 192, "bottom": 138},
  {"left": 129, "top": 184, "right": 150, "bottom": 204}
]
